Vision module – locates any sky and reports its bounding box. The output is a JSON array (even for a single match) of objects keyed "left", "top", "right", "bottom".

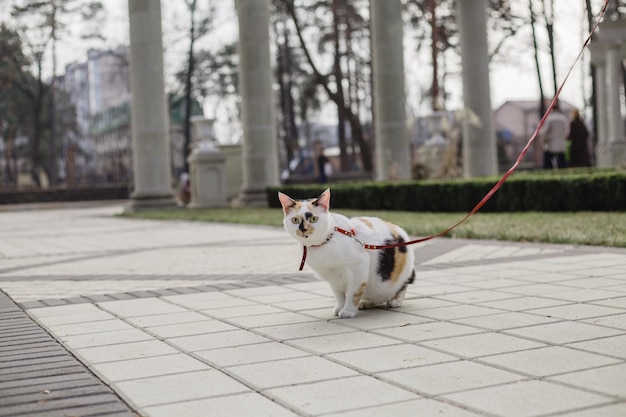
[{"left": 8, "top": 0, "right": 609, "bottom": 130}]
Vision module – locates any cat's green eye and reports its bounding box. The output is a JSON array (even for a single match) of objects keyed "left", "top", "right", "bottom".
[
  {"left": 291, "top": 217, "right": 301, "bottom": 224},
  {"left": 309, "top": 216, "right": 319, "bottom": 223}
]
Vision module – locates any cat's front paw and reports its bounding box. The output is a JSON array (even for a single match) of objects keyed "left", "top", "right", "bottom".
[
  {"left": 333, "top": 305, "right": 342, "bottom": 316},
  {"left": 386, "top": 299, "right": 402, "bottom": 308},
  {"left": 337, "top": 308, "right": 357, "bottom": 318}
]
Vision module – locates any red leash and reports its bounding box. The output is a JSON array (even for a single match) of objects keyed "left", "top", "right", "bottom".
[{"left": 298, "top": 1, "right": 609, "bottom": 270}]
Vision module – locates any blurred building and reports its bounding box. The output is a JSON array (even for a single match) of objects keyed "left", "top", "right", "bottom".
[
  {"left": 58, "top": 47, "right": 203, "bottom": 185},
  {"left": 494, "top": 99, "right": 578, "bottom": 168}
]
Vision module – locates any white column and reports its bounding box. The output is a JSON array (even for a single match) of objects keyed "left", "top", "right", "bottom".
[
  {"left": 125, "top": 0, "right": 175, "bottom": 210},
  {"left": 456, "top": 0, "right": 497, "bottom": 177},
  {"left": 235, "top": 0, "right": 278, "bottom": 206},
  {"left": 604, "top": 44, "right": 626, "bottom": 167},
  {"left": 370, "top": 0, "right": 411, "bottom": 180},
  {"left": 595, "top": 63, "right": 610, "bottom": 167},
  {"left": 606, "top": 45, "right": 625, "bottom": 144}
]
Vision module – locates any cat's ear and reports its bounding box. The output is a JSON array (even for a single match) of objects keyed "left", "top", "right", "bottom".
[
  {"left": 313, "top": 188, "right": 331, "bottom": 212},
  {"left": 278, "top": 192, "right": 296, "bottom": 214}
]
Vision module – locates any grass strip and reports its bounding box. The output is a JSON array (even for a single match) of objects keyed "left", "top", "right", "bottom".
[{"left": 121, "top": 208, "right": 626, "bottom": 248}]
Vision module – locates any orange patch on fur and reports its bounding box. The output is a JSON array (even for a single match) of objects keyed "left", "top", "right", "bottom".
[
  {"left": 352, "top": 282, "right": 367, "bottom": 306},
  {"left": 357, "top": 218, "right": 374, "bottom": 229}
]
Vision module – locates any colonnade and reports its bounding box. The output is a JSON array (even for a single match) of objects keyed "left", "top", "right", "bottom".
[
  {"left": 589, "top": 19, "right": 626, "bottom": 168},
  {"left": 125, "top": 0, "right": 496, "bottom": 209}
]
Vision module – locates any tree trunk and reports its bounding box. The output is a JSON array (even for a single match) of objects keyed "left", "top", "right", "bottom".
[
  {"left": 48, "top": 2, "right": 58, "bottom": 186},
  {"left": 585, "top": 0, "right": 598, "bottom": 145},
  {"left": 529, "top": 0, "right": 546, "bottom": 117},
  {"left": 542, "top": 0, "right": 558, "bottom": 97},
  {"left": 333, "top": 0, "right": 348, "bottom": 172},
  {"left": 31, "top": 55, "right": 45, "bottom": 187},
  {"left": 430, "top": 0, "right": 441, "bottom": 110},
  {"left": 284, "top": 0, "right": 372, "bottom": 172},
  {"left": 183, "top": 0, "right": 197, "bottom": 174}
]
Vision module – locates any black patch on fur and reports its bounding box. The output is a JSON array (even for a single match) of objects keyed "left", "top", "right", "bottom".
[
  {"left": 377, "top": 235, "right": 406, "bottom": 281},
  {"left": 408, "top": 269, "right": 416, "bottom": 284},
  {"left": 304, "top": 212, "right": 314, "bottom": 220}
]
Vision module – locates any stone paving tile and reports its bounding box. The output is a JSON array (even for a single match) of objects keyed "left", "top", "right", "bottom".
[
  {"left": 124, "top": 310, "right": 210, "bottom": 327},
  {"left": 478, "top": 295, "right": 571, "bottom": 312},
  {"left": 32, "top": 310, "right": 117, "bottom": 326},
  {"left": 252, "top": 320, "right": 352, "bottom": 341},
  {"left": 528, "top": 303, "right": 625, "bottom": 320},
  {"left": 566, "top": 334, "right": 626, "bottom": 359},
  {"left": 223, "top": 285, "right": 295, "bottom": 298},
  {"left": 272, "top": 297, "right": 336, "bottom": 312},
  {"left": 60, "top": 328, "right": 154, "bottom": 350},
  {"left": 477, "top": 346, "right": 620, "bottom": 377},
  {"left": 195, "top": 341, "right": 310, "bottom": 367},
  {"left": 420, "top": 332, "right": 546, "bottom": 358},
  {"left": 329, "top": 309, "right": 430, "bottom": 330},
  {"left": 550, "top": 363, "right": 626, "bottom": 398},
  {"left": 168, "top": 329, "right": 272, "bottom": 351},
  {"left": 224, "top": 311, "right": 319, "bottom": 328},
  {"left": 409, "top": 283, "right": 477, "bottom": 297},
  {"left": 379, "top": 360, "right": 523, "bottom": 396},
  {"left": 45, "top": 319, "right": 137, "bottom": 337},
  {"left": 322, "top": 398, "right": 484, "bottom": 417},
  {"left": 201, "top": 303, "right": 286, "bottom": 318},
  {"left": 545, "top": 288, "right": 626, "bottom": 303},
  {"left": 266, "top": 375, "right": 420, "bottom": 415},
  {"left": 502, "top": 283, "right": 579, "bottom": 297},
  {"left": 144, "top": 319, "right": 239, "bottom": 338},
  {"left": 451, "top": 311, "right": 560, "bottom": 330},
  {"left": 163, "top": 292, "right": 257, "bottom": 310},
  {"left": 285, "top": 331, "right": 400, "bottom": 355},
  {"left": 227, "top": 356, "right": 359, "bottom": 389},
  {"left": 72, "top": 340, "right": 180, "bottom": 364},
  {"left": 374, "top": 320, "right": 484, "bottom": 343},
  {"left": 90, "top": 353, "right": 210, "bottom": 383},
  {"left": 142, "top": 392, "right": 299, "bottom": 417},
  {"left": 560, "top": 403, "right": 626, "bottom": 417},
  {"left": 27, "top": 302, "right": 103, "bottom": 318},
  {"left": 591, "top": 296, "right": 626, "bottom": 309},
  {"left": 504, "top": 321, "right": 623, "bottom": 345},
  {"left": 113, "top": 369, "right": 250, "bottom": 408},
  {"left": 98, "top": 298, "right": 189, "bottom": 317},
  {"left": 560, "top": 277, "right": 626, "bottom": 289},
  {"left": 328, "top": 343, "right": 458, "bottom": 373},
  {"left": 393, "top": 296, "right": 459, "bottom": 311},
  {"left": 435, "top": 289, "right": 520, "bottom": 304},
  {"left": 443, "top": 380, "right": 613, "bottom": 417},
  {"left": 411, "top": 304, "right": 507, "bottom": 321},
  {"left": 241, "top": 291, "right": 326, "bottom": 304}
]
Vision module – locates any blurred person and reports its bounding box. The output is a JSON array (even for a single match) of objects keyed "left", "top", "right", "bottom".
[
  {"left": 568, "top": 110, "right": 591, "bottom": 167},
  {"left": 540, "top": 102, "right": 569, "bottom": 169}
]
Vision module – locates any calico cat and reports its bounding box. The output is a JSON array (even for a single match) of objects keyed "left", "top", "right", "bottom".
[{"left": 278, "top": 189, "right": 416, "bottom": 318}]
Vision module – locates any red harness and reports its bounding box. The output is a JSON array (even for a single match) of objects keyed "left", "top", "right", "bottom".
[{"left": 299, "top": 226, "right": 435, "bottom": 271}]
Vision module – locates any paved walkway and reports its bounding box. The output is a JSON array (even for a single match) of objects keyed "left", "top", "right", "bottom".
[{"left": 1, "top": 203, "right": 625, "bottom": 417}]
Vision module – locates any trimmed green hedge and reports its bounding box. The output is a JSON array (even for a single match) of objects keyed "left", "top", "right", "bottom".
[{"left": 268, "top": 169, "right": 626, "bottom": 212}]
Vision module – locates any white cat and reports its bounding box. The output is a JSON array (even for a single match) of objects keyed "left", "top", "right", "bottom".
[{"left": 278, "top": 189, "right": 416, "bottom": 318}]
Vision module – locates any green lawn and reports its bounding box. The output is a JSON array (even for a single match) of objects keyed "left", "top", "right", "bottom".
[{"left": 121, "top": 208, "right": 626, "bottom": 248}]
